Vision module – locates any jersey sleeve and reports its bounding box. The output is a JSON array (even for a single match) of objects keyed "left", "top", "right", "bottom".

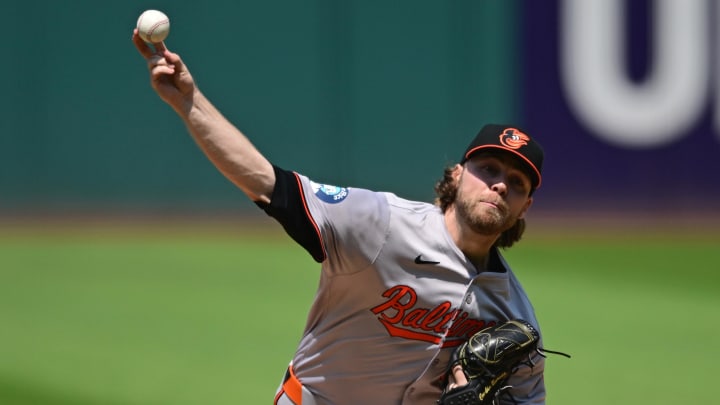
[
  {"left": 256, "top": 164, "right": 390, "bottom": 273},
  {"left": 501, "top": 354, "right": 546, "bottom": 404},
  {"left": 255, "top": 165, "right": 326, "bottom": 262},
  {"left": 500, "top": 267, "right": 547, "bottom": 404}
]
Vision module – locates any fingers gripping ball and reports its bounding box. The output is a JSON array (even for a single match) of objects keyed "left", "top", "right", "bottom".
[
  {"left": 439, "top": 319, "right": 541, "bottom": 405},
  {"left": 137, "top": 10, "right": 170, "bottom": 43}
]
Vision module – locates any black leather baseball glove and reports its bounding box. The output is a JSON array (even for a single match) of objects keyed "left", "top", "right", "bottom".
[{"left": 438, "top": 319, "right": 569, "bottom": 405}]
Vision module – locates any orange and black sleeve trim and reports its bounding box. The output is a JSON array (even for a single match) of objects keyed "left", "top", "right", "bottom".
[
  {"left": 273, "top": 365, "right": 304, "bottom": 405},
  {"left": 256, "top": 165, "right": 326, "bottom": 263}
]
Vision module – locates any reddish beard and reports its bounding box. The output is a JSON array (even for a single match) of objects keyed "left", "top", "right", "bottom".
[{"left": 454, "top": 195, "right": 516, "bottom": 236}]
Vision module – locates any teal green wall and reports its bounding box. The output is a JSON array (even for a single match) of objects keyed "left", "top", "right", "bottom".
[{"left": 1, "top": 1, "right": 520, "bottom": 212}]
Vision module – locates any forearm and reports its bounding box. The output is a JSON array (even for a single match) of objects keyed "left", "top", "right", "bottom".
[
  {"left": 179, "top": 90, "right": 275, "bottom": 203},
  {"left": 132, "top": 33, "right": 275, "bottom": 203}
]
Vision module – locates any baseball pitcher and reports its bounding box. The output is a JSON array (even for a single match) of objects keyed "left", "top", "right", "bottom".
[{"left": 132, "top": 27, "right": 568, "bottom": 405}]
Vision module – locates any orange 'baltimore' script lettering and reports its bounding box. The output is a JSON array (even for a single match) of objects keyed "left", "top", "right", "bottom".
[{"left": 370, "top": 285, "right": 495, "bottom": 347}]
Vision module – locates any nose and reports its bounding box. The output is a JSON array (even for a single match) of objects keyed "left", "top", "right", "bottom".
[{"left": 491, "top": 179, "right": 508, "bottom": 196}]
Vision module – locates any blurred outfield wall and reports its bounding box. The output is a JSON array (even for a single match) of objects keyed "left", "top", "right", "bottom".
[
  {"left": 1, "top": 0, "right": 717, "bottom": 216},
  {"left": 523, "top": 0, "right": 720, "bottom": 215},
  {"left": 0, "top": 1, "right": 519, "bottom": 214}
]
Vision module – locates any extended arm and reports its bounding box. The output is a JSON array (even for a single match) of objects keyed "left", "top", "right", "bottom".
[{"left": 132, "top": 30, "right": 275, "bottom": 203}]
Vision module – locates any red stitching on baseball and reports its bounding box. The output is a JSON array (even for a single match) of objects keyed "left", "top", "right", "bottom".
[{"left": 148, "top": 20, "right": 168, "bottom": 41}]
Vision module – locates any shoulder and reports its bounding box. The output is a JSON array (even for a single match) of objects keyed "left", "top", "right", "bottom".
[{"left": 384, "top": 192, "right": 438, "bottom": 213}]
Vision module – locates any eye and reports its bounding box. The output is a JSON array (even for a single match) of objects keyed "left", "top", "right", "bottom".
[
  {"left": 508, "top": 174, "right": 530, "bottom": 192},
  {"left": 480, "top": 164, "right": 499, "bottom": 175}
]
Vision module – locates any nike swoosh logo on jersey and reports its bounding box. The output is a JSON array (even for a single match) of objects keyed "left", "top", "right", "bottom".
[{"left": 414, "top": 254, "right": 440, "bottom": 265}]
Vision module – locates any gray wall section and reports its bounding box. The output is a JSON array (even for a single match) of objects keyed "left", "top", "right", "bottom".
[{"left": 0, "top": 1, "right": 519, "bottom": 212}]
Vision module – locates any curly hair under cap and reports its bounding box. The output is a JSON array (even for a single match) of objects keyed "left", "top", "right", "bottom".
[{"left": 433, "top": 166, "right": 526, "bottom": 249}]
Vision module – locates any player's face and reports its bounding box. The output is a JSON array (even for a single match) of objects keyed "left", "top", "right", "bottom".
[{"left": 453, "top": 153, "right": 533, "bottom": 235}]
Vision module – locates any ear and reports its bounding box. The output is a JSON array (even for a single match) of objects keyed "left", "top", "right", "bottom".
[
  {"left": 517, "top": 196, "right": 533, "bottom": 219},
  {"left": 451, "top": 164, "right": 463, "bottom": 183}
]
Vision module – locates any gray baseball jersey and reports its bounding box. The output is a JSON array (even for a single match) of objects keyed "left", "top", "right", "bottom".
[{"left": 260, "top": 166, "right": 546, "bottom": 405}]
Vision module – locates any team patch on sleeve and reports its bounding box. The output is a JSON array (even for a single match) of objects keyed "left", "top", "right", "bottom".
[{"left": 310, "top": 181, "right": 348, "bottom": 204}]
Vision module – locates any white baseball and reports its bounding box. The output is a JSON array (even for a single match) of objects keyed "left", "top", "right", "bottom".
[{"left": 136, "top": 10, "right": 170, "bottom": 43}]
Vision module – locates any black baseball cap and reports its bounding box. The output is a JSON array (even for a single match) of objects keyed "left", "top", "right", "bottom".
[{"left": 461, "top": 124, "right": 544, "bottom": 189}]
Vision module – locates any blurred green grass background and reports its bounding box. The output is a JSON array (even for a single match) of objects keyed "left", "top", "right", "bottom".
[{"left": 1, "top": 217, "right": 718, "bottom": 404}]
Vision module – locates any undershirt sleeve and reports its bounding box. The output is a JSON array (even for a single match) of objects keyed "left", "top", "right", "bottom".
[{"left": 255, "top": 164, "right": 325, "bottom": 263}]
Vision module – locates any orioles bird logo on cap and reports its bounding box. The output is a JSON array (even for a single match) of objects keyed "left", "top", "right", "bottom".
[{"left": 499, "top": 128, "right": 530, "bottom": 150}]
